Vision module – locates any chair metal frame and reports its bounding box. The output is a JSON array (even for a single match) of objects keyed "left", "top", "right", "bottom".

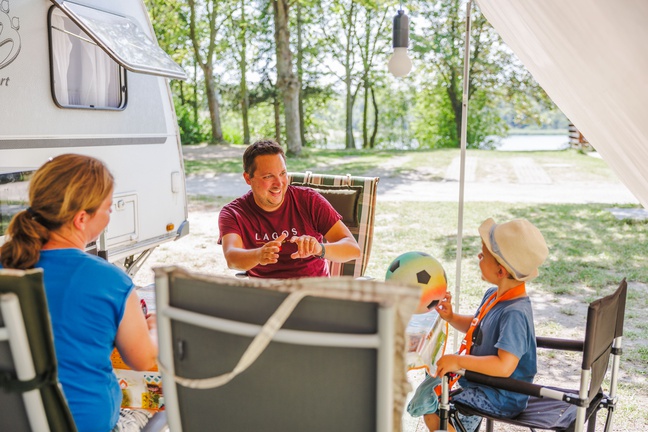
[
  {"left": 439, "top": 279, "right": 627, "bottom": 432},
  {"left": 1, "top": 292, "right": 51, "bottom": 431},
  {"left": 0, "top": 268, "right": 77, "bottom": 432}
]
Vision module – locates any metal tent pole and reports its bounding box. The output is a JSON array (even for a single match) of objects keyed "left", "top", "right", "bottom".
[{"left": 453, "top": 0, "right": 472, "bottom": 351}]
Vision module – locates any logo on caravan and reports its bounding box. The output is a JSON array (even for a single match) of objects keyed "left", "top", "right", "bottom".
[{"left": 0, "top": 0, "right": 21, "bottom": 73}]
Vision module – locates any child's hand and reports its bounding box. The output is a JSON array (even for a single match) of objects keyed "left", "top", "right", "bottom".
[
  {"left": 435, "top": 292, "right": 454, "bottom": 322},
  {"left": 434, "top": 354, "right": 461, "bottom": 378}
]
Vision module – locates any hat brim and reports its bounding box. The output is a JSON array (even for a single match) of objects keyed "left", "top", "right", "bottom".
[{"left": 478, "top": 218, "right": 538, "bottom": 282}]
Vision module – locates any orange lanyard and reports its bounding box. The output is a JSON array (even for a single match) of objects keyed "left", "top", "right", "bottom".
[
  {"left": 435, "top": 283, "right": 526, "bottom": 396},
  {"left": 459, "top": 282, "right": 526, "bottom": 356}
]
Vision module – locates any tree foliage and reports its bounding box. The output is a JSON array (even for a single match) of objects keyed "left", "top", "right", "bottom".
[
  {"left": 145, "top": 0, "right": 566, "bottom": 149},
  {"left": 409, "top": 0, "right": 563, "bottom": 148}
]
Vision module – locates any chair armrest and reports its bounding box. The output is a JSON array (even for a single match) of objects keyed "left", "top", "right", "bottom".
[
  {"left": 536, "top": 336, "right": 584, "bottom": 352},
  {"left": 461, "top": 371, "right": 581, "bottom": 404},
  {"left": 463, "top": 371, "right": 545, "bottom": 397}
]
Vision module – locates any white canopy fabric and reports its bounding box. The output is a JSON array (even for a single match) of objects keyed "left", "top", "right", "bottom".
[{"left": 476, "top": 0, "right": 648, "bottom": 209}]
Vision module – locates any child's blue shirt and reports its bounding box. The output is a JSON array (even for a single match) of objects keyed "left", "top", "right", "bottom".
[{"left": 459, "top": 286, "right": 537, "bottom": 415}]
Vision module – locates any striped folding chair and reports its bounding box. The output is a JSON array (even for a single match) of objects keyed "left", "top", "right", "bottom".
[{"left": 288, "top": 171, "right": 379, "bottom": 278}]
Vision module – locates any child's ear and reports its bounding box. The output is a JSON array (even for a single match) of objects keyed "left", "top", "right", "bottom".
[{"left": 497, "top": 264, "right": 507, "bottom": 278}]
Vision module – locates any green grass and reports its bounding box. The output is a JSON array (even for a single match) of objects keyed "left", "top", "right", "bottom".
[
  {"left": 184, "top": 158, "right": 242, "bottom": 176},
  {"left": 364, "top": 200, "right": 647, "bottom": 312},
  {"left": 186, "top": 146, "right": 647, "bottom": 310},
  {"left": 184, "top": 146, "right": 621, "bottom": 183}
]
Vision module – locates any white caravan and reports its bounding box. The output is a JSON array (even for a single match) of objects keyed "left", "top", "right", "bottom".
[{"left": 0, "top": 0, "right": 188, "bottom": 275}]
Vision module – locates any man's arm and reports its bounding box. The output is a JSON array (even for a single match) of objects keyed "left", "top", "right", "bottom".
[
  {"left": 321, "top": 220, "right": 361, "bottom": 262},
  {"left": 221, "top": 232, "right": 286, "bottom": 271}
]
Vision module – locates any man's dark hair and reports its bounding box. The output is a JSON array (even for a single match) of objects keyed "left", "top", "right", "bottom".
[{"left": 243, "top": 139, "right": 286, "bottom": 177}]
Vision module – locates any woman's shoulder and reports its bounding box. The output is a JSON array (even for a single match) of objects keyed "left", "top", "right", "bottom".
[{"left": 43, "top": 249, "right": 132, "bottom": 286}]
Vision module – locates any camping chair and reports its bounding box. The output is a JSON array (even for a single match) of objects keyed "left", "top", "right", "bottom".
[
  {"left": 153, "top": 265, "right": 419, "bottom": 432},
  {"left": 438, "top": 278, "right": 627, "bottom": 432},
  {"left": 288, "top": 171, "right": 379, "bottom": 278},
  {"left": 0, "top": 269, "right": 77, "bottom": 432}
]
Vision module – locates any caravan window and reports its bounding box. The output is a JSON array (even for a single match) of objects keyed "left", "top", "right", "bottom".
[
  {"left": 48, "top": 8, "right": 126, "bottom": 110},
  {"left": 48, "top": 1, "right": 186, "bottom": 80}
]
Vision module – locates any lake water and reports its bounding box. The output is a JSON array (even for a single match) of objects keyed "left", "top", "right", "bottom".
[{"left": 493, "top": 134, "right": 570, "bottom": 151}]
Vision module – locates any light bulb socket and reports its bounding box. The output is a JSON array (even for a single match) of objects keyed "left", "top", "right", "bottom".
[{"left": 392, "top": 10, "right": 409, "bottom": 49}]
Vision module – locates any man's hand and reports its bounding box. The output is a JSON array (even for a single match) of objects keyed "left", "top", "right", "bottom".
[
  {"left": 289, "top": 235, "right": 322, "bottom": 259},
  {"left": 258, "top": 233, "right": 287, "bottom": 265}
]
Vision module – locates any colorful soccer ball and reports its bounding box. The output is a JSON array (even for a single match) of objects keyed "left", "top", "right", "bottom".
[{"left": 385, "top": 251, "right": 448, "bottom": 314}]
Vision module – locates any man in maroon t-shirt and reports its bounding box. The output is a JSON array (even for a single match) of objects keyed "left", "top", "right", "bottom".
[{"left": 218, "top": 140, "right": 361, "bottom": 278}]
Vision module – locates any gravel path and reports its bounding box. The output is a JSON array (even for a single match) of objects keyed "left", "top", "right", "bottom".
[{"left": 183, "top": 144, "right": 639, "bottom": 204}]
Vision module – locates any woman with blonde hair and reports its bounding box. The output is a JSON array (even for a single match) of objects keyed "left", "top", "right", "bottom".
[{"left": 1, "top": 154, "right": 157, "bottom": 432}]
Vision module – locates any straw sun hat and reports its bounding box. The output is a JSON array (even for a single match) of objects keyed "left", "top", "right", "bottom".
[{"left": 478, "top": 218, "right": 548, "bottom": 282}]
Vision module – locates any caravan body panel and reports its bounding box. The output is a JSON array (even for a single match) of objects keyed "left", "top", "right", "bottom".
[{"left": 0, "top": 0, "right": 188, "bottom": 264}]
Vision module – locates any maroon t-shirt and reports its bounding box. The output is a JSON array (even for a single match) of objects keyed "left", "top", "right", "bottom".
[{"left": 218, "top": 186, "right": 342, "bottom": 278}]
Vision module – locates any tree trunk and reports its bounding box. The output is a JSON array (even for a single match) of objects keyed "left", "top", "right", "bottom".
[
  {"left": 193, "top": 61, "right": 198, "bottom": 127},
  {"left": 273, "top": 0, "right": 302, "bottom": 156},
  {"left": 239, "top": 0, "right": 250, "bottom": 145},
  {"left": 204, "top": 65, "right": 224, "bottom": 144},
  {"left": 370, "top": 87, "right": 378, "bottom": 148},
  {"left": 187, "top": 0, "right": 224, "bottom": 145},
  {"left": 447, "top": 69, "right": 462, "bottom": 146},
  {"left": 362, "top": 14, "right": 370, "bottom": 149},
  {"left": 344, "top": 2, "right": 355, "bottom": 149},
  {"left": 273, "top": 88, "right": 282, "bottom": 145},
  {"left": 241, "top": 66, "right": 250, "bottom": 144},
  {"left": 296, "top": 2, "right": 307, "bottom": 147},
  {"left": 362, "top": 81, "right": 369, "bottom": 148}
]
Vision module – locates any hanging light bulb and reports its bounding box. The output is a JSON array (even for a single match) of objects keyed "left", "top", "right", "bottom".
[{"left": 388, "top": 9, "right": 412, "bottom": 77}]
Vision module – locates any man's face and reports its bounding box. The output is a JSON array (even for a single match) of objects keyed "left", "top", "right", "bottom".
[{"left": 244, "top": 153, "right": 288, "bottom": 212}]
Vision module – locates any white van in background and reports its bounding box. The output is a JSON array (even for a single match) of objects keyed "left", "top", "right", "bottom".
[{"left": 0, "top": 0, "right": 189, "bottom": 276}]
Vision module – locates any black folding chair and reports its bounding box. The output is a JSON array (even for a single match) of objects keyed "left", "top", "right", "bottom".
[
  {"left": 154, "top": 265, "right": 418, "bottom": 432},
  {"left": 439, "top": 279, "right": 627, "bottom": 432},
  {"left": 0, "top": 269, "right": 77, "bottom": 432}
]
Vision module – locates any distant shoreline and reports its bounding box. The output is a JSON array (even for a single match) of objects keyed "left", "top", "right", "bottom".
[{"left": 507, "top": 128, "right": 568, "bottom": 135}]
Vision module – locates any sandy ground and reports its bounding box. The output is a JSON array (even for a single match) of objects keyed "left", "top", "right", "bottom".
[{"left": 133, "top": 145, "right": 646, "bottom": 432}]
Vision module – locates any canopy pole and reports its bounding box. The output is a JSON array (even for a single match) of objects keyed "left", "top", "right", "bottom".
[{"left": 453, "top": 0, "right": 472, "bottom": 351}]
